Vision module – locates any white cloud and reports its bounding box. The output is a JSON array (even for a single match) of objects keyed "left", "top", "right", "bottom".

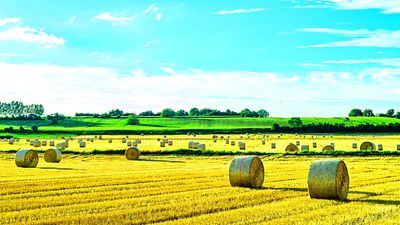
[
  {"left": 156, "top": 13, "right": 163, "bottom": 20},
  {"left": 298, "top": 28, "right": 400, "bottom": 48},
  {"left": 1, "top": 62, "right": 399, "bottom": 117},
  {"left": 145, "top": 4, "right": 159, "bottom": 14},
  {"left": 0, "top": 53, "right": 30, "bottom": 57},
  {"left": 296, "top": 0, "right": 400, "bottom": 14},
  {"left": 160, "top": 67, "right": 176, "bottom": 75},
  {"left": 214, "top": 8, "right": 266, "bottom": 15},
  {"left": 68, "top": 15, "right": 76, "bottom": 24},
  {"left": 144, "top": 39, "right": 160, "bottom": 48},
  {"left": 323, "top": 58, "right": 400, "bottom": 67},
  {"left": 93, "top": 12, "right": 134, "bottom": 26},
  {"left": 0, "top": 26, "right": 65, "bottom": 48},
  {"left": 0, "top": 17, "right": 21, "bottom": 26}
]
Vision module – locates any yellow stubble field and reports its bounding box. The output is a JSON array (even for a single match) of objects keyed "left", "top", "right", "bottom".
[{"left": 0, "top": 153, "right": 399, "bottom": 225}]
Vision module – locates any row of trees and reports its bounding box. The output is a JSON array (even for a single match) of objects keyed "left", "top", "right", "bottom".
[
  {"left": 0, "top": 101, "right": 44, "bottom": 118},
  {"left": 349, "top": 108, "right": 400, "bottom": 118}
]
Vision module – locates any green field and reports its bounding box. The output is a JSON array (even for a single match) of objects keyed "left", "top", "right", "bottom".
[{"left": 0, "top": 116, "right": 399, "bottom": 136}]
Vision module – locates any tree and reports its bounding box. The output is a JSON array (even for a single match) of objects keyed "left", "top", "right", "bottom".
[
  {"left": 176, "top": 109, "right": 188, "bottom": 116},
  {"left": 272, "top": 123, "right": 281, "bottom": 131},
  {"left": 288, "top": 117, "right": 303, "bottom": 128},
  {"left": 139, "top": 111, "right": 155, "bottom": 116},
  {"left": 239, "top": 109, "right": 259, "bottom": 117},
  {"left": 189, "top": 108, "right": 200, "bottom": 116},
  {"left": 161, "top": 108, "right": 176, "bottom": 118},
  {"left": 396, "top": 111, "right": 400, "bottom": 119},
  {"left": 349, "top": 108, "right": 362, "bottom": 117},
  {"left": 108, "top": 109, "right": 124, "bottom": 117},
  {"left": 363, "top": 109, "right": 374, "bottom": 117},
  {"left": 257, "top": 109, "right": 270, "bottom": 118},
  {"left": 387, "top": 109, "right": 395, "bottom": 117},
  {"left": 31, "top": 125, "right": 39, "bottom": 132},
  {"left": 126, "top": 114, "right": 140, "bottom": 125}
]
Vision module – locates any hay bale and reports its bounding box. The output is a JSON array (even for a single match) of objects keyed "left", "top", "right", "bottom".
[
  {"left": 132, "top": 141, "right": 138, "bottom": 147},
  {"left": 41, "top": 140, "right": 47, "bottom": 146},
  {"left": 126, "top": 135, "right": 129, "bottom": 138},
  {"left": 239, "top": 142, "right": 246, "bottom": 150},
  {"left": 312, "top": 142, "right": 317, "bottom": 148},
  {"left": 136, "top": 139, "right": 141, "bottom": 144},
  {"left": 16, "top": 138, "right": 19, "bottom": 142},
  {"left": 56, "top": 142, "right": 66, "bottom": 150},
  {"left": 197, "top": 143, "right": 205, "bottom": 150},
  {"left": 225, "top": 139, "right": 230, "bottom": 144},
  {"left": 33, "top": 140, "right": 41, "bottom": 148},
  {"left": 296, "top": 141, "right": 300, "bottom": 146},
  {"left": 125, "top": 146, "right": 140, "bottom": 160},
  {"left": 301, "top": 145, "right": 309, "bottom": 151},
  {"left": 122, "top": 138, "right": 126, "bottom": 143},
  {"left": 8, "top": 138, "right": 15, "bottom": 145},
  {"left": 213, "top": 138, "right": 217, "bottom": 143},
  {"left": 377, "top": 144, "right": 383, "bottom": 151},
  {"left": 307, "top": 159, "right": 349, "bottom": 200},
  {"left": 168, "top": 140, "right": 173, "bottom": 146},
  {"left": 99, "top": 135, "right": 103, "bottom": 140},
  {"left": 188, "top": 141, "right": 194, "bottom": 149},
  {"left": 229, "top": 156, "right": 264, "bottom": 188},
  {"left": 108, "top": 139, "right": 112, "bottom": 143},
  {"left": 90, "top": 138, "right": 94, "bottom": 142},
  {"left": 261, "top": 140, "right": 266, "bottom": 145},
  {"left": 322, "top": 145, "right": 334, "bottom": 151},
  {"left": 285, "top": 143, "right": 299, "bottom": 153},
  {"left": 79, "top": 141, "right": 86, "bottom": 148},
  {"left": 160, "top": 141, "right": 165, "bottom": 147},
  {"left": 127, "top": 141, "right": 132, "bottom": 146},
  {"left": 397, "top": 144, "right": 400, "bottom": 151},
  {"left": 163, "top": 138, "right": 169, "bottom": 143},
  {"left": 192, "top": 142, "right": 199, "bottom": 149},
  {"left": 26, "top": 139, "right": 30, "bottom": 142},
  {"left": 231, "top": 141, "right": 235, "bottom": 146},
  {"left": 352, "top": 143, "right": 357, "bottom": 149},
  {"left": 15, "top": 149, "right": 39, "bottom": 168},
  {"left": 360, "top": 141, "right": 375, "bottom": 151},
  {"left": 44, "top": 148, "right": 62, "bottom": 163},
  {"left": 271, "top": 143, "right": 276, "bottom": 149},
  {"left": 157, "top": 138, "right": 161, "bottom": 141}
]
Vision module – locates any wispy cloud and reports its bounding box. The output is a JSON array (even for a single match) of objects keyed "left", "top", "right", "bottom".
[
  {"left": 93, "top": 12, "right": 134, "bottom": 26},
  {"left": 0, "top": 17, "right": 21, "bottom": 26},
  {"left": 144, "top": 39, "right": 160, "bottom": 48},
  {"left": 0, "top": 53, "right": 30, "bottom": 57},
  {"left": 68, "top": 15, "right": 77, "bottom": 24},
  {"left": 298, "top": 28, "right": 400, "bottom": 48},
  {"left": 294, "top": 0, "right": 400, "bottom": 14},
  {"left": 0, "top": 26, "right": 65, "bottom": 48},
  {"left": 145, "top": 4, "right": 159, "bottom": 14},
  {"left": 156, "top": 13, "right": 163, "bottom": 20},
  {"left": 214, "top": 8, "right": 266, "bottom": 15},
  {"left": 160, "top": 67, "right": 176, "bottom": 75},
  {"left": 323, "top": 58, "right": 400, "bottom": 67}
]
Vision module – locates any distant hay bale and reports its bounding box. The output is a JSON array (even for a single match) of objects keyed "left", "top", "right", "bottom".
[
  {"left": 231, "top": 141, "right": 235, "bottom": 146},
  {"left": 229, "top": 156, "right": 264, "bottom": 188},
  {"left": 239, "top": 142, "right": 246, "bottom": 150},
  {"left": 44, "top": 148, "right": 62, "bottom": 163},
  {"left": 127, "top": 141, "right": 132, "bottom": 146},
  {"left": 15, "top": 149, "right": 39, "bottom": 168},
  {"left": 56, "top": 142, "right": 66, "bottom": 150},
  {"left": 126, "top": 135, "right": 129, "bottom": 138},
  {"left": 99, "top": 135, "right": 103, "bottom": 140},
  {"left": 26, "top": 139, "right": 30, "bottom": 142},
  {"left": 132, "top": 141, "right": 138, "bottom": 147},
  {"left": 33, "top": 140, "right": 41, "bottom": 148},
  {"left": 360, "top": 141, "right": 376, "bottom": 151},
  {"left": 397, "top": 144, "right": 400, "bottom": 151},
  {"left": 168, "top": 140, "right": 173, "bottom": 146},
  {"left": 271, "top": 143, "right": 276, "bottom": 149},
  {"left": 160, "top": 141, "right": 165, "bottom": 147},
  {"left": 164, "top": 135, "right": 167, "bottom": 138},
  {"left": 197, "top": 143, "right": 206, "bottom": 150},
  {"left": 125, "top": 146, "right": 140, "bottom": 160},
  {"left": 163, "top": 138, "right": 169, "bottom": 143},
  {"left": 377, "top": 144, "right": 383, "bottom": 151},
  {"left": 352, "top": 143, "right": 357, "bottom": 149},
  {"left": 94, "top": 135, "right": 97, "bottom": 139},
  {"left": 296, "top": 141, "right": 300, "bottom": 146},
  {"left": 261, "top": 140, "right": 266, "bottom": 145},
  {"left": 188, "top": 141, "right": 194, "bottom": 149},
  {"left": 8, "top": 138, "right": 15, "bottom": 145},
  {"left": 16, "top": 138, "right": 19, "bottom": 142},
  {"left": 307, "top": 159, "right": 349, "bottom": 201},
  {"left": 90, "top": 138, "right": 94, "bottom": 142},
  {"left": 41, "top": 140, "right": 47, "bottom": 146},
  {"left": 313, "top": 142, "right": 317, "bottom": 148},
  {"left": 30, "top": 140, "right": 34, "bottom": 146},
  {"left": 285, "top": 143, "right": 299, "bottom": 153},
  {"left": 225, "top": 139, "right": 230, "bottom": 144},
  {"left": 301, "top": 145, "right": 309, "bottom": 152},
  {"left": 322, "top": 145, "right": 334, "bottom": 151},
  {"left": 79, "top": 141, "right": 86, "bottom": 148},
  {"left": 108, "top": 139, "right": 112, "bottom": 143},
  {"left": 122, "top": 138, "right": 126, "bottom": 143},
  {"left": 49, "top": 141, "right": 54, "bottom": 146},
  {"left": 86, "top": 138, "right": 90, "bottom": 141},
  {"left": 213, "top": 138, "right": 217, "bottom": 143},
  {"left": 136, "top": 139, "right": 141, "bottom": 144},
  {"left": 192, "top": 142, "right": 199, "bottom": 149},
  {"left": 157, "top": 138, "right": 161, "bottom": 141}
]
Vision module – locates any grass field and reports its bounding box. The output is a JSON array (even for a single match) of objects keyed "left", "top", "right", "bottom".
[
  {"left": 0, "top": 116, "right": 399, "bottom": 134},
  {"left": 1, "top": 133, "right": 400, "bottom": 153},
  {"left": 0, "top": 154, "right": 399, "bottom": 224}
]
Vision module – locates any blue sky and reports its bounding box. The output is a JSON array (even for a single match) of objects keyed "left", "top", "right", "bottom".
[{"left": 0, "top": 0, "right": 400, "bottom": 116}]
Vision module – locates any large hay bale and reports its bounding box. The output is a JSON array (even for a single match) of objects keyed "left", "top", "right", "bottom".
[
  {"left": 188, "top": 141, "right": 194, "bottom": 148},
  {"left": 360, "top": 141, "right": 375, "bottom": 151},
  {"left": 125, "top": 146, "right": 140, "bottom": 160},
  {"left": 352, "top": 143, "right": 357, "bottom": 149},
  {"left": 285, "top": 143, "right": 299, "bottom": 153},
  {"left": 296, "top": 141, "right": 300, "bottom": 146},
  {"left": 307, "top": 159, "right": 349, "bottom": 200},
  {"left": 397, "top": 144, "right": 400, "bottom": 150},
  {"left": 229, "top": 156, "right": 264, "bottom": 188},
  {"left": 15, "top": 149, "right": 39, "bottom": 168},
  {"left": 192, "top": 142, "right": 199, "bottom": 149},
  {"left": 239, "top": 142, "right": 246, "bottom": 150},
  {"left": 79, "top": 141, "right": 86, "bottom": 148},
  {"left": 197, "top": 143, "right": 205, "bottom": 150},
  {"left": 322, "top": 145, "right": 334, "bottom": 151},
  {"left": 44, "top": 148, "right": 62, "bottom": 163}
]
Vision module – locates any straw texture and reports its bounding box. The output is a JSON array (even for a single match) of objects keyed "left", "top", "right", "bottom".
[
  {"left": 322, "top": 145, "right": 334, "bottom": 151},
  {"left": 44, "top": 148, "right": 62, "bottom": 163},
  {"left": 125, "top": 146, "right": 140, "bottom": 160},
  {"left": 15, "top": 149, "right": 39, "bottom": 168},
  {"left": 360, "top": 142, "right": 376, "bottom": 151},
  {"left": 285, "top": 144, "right": 299, "bottom": 153},
  {"left": 229, "top": 156, "right": 264, "bottom": 188}
]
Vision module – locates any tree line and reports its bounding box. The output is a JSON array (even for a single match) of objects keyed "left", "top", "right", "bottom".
[
  {"left": 0, "top": 101, "right": 44, "bottom": 119},
  {"left": 349, "top": 108, "right": 400, "bottom": 118}
]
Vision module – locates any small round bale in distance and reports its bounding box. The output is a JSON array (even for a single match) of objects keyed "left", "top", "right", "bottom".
[
  {"left": 271, "top": 143, "right": 276, "bottom": 149},
  {"left": 307, "top": 159, "right": 349, "bottom": 200},
  {"left": 125, "top": 146, "right": 140, "bottom": 160},
  {"left": 197, "top": 143, "right": 206, "bottom": 150},
  {"left": 360, "top": 141, "right": 376, "bottom": 151},
  {"left": 44, "top": 148, "right": 62, "bottom": 163},
  {"left": 352, "top": 143, "right": 357, "bottom": 149},
  {"left": 285, "top": 143, "right": 299, "bottom": 153},
  {"left": 397, "top": 144, "right": 400, "bottom": 151},
  {"left": 322, "top": 145, "right": 334, "bottom": 151},
  {"left": 229, "top": 156, "right": 264, "bottom": 188},
  {"left": 15, "top": 149, "right": 39, "bottom": 168}
]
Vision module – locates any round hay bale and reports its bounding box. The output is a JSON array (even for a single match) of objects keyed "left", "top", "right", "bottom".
[
  {"left": 360, "top": 141, "right": 375, "bottom": 151},
  {"left": 271, "top": 143, "right": 276, "bottom": 149},
  {"left": 225, "top": 139, "right": 230, "bottom": 144},
  {"left": 56, "top": 142, "right": 66, "bottom": 150},
  {"left": 44, "top": 148, "right": 62, "bottom": 163},
  {"left": 99, "top": 135, "right": 103, "bottom": 140},
  {"left": 90, "top": 138, "right": 94, "bottom": 142},
  {"left": 168, "top": 140, "right": 173, "bottom": 146},
  {"left": 192, "top": 142, "right": 199, "bottom": 149},
  {"left": 197, "top": 143, "right": 205, "bottom": 150},
  {"left": 157, "top": 138, "right": 161, "bottom": 141},
  {"left": 213, "top": 138, "right": 217, "bottom": 143},
  {"left": 41, "top": 140, "right": 47, "bottom": 146},
  {"left": 307, "top": 159, "right": 349, "bottom": 200},
  {"left": 188, "top": 141, "right": 193, "bottom": 149},
  {"left": 352, "top": 143, "right": 357, "bottom": 149},
  {"left": 296, "top": 141, "right": 300, "bottom": 146},
  {"left": 285, "top": 144, "right": 299, "bottom": 153},
  {"left": 231, "top": 141, "right": 235, "bottom": 146},
  {"left": 322, "top": 145, "right": 334, "bottom": 151},
  {"left": 26, "top": 139, "right": 30, "bottom": 142},
  {"left": 108, "top": 139, "right": 112, "bottom": 143},
  {"left": 49, "top": 141, "right": 55, "bottom": 146},
  {"left": 15, "top": 149, "right": 39, "bottom": 168},
  {"left": 136, "top": 139, "right": 141, "bottom": 144},
  {"left": 125, "top": 146, "right": 140, "bottom": 160},
  {"left": 377, "top": 144, "right": 383, "bottom": 151},
  {"left": 132, "top": 141, "right": 138, "bottom": 147},
  {"left": 8, "top": 138, "right": 15, "bottom": 145},
  {"left": 301, "top": 145, "right": 309, "bottom": 151},
  {"left": 127, "top": 141, "right": 132, "bottom": 146},
  {"left": 312, "top": 142, "right": 317, "bottom": 148},
  {"left": 122, "top": 138, "right": 126, "bottom": 143},
  {"left": 126, "top": 135, "right": 129, "bottom": 139},
  {"left": 79, "top": 141, "right": 86, "bottom": 148},
  {"left": 33, "top": 140, "right": 41, "bottom": 148},
  {"left": 229, "top": 156, "right": 264, "bottom": 188},
  {"left": 239, "top": 142, "right": 246, "bottom": 150},
  {"left": 163, "top": 138, "right": 169, "bottom": 143},
  {"left": 261, "top": 140, "right": 266, "bottom": 145},
  {"left": 160, "top": 141, "right": 165, "bottom": 147}
]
